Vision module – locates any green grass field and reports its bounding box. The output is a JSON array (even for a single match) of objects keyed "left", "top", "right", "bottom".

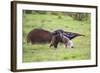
[{"left": 22, "top": 11, "right": 91, "bottom": 62}]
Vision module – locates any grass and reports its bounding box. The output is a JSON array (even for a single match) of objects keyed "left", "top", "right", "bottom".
[{"left": 22, "top": 12, "right": 91, "bottom": 62}]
